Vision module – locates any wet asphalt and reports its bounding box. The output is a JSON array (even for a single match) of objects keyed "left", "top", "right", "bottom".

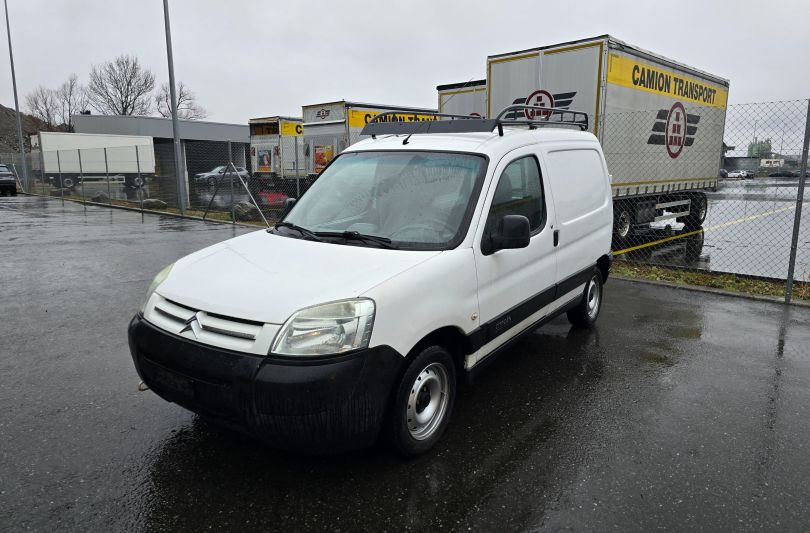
[{"left": 2, "top": 195, "right": 810, "bottom": 532}]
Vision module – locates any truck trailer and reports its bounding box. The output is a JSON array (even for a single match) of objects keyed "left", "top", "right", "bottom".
[
  {"left": 301, "top": 101, "right": 438, "bottom": 176},
  {"left": 248, "top": 116, "right": 305, "bottom": 180},
  {"left": 485, "top": 35, "right": 730, "bottom": 240},
  {"left": 437, "top": 79, "right": 487, "bottom": 117},
  {"left": 32, "top": 132, "right": 156, "bottom": 189}
]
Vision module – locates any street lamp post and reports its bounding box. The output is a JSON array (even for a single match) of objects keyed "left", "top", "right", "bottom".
[{"left": 3, "top": 0, "right": 28, "bottom": 190}]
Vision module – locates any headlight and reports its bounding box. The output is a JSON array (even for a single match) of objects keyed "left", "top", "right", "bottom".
[
  {"left": 271, "top": 299, "right": 375, "bottom": 356},
  {"left": 140, "top": 262, "right": 174, "bottom": 313}
]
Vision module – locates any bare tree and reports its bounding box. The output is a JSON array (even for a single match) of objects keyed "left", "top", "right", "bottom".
[
  {"left": 87, "top": 55, "right": 155, "bottom": 115},
  {"left": 25, "top": 86, "right": 59, "bottom": 128},
  {"left": 55, "top": 74, "right": 89, "bottom": 131},
  {"left": 155, "top": 82, "right": 207, "bottom": 120}
]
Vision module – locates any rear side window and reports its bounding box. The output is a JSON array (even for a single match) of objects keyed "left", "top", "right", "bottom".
[
  {"left": 545, "top": 149, "right": 607, "bottom": 224},
  {"left": 484, "top": 156, "right": 545, "bottom": 237}
]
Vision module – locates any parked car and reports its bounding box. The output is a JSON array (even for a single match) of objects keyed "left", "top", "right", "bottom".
[
  {"left": 194, "top": 166, "right": 250, "bottom": 187},
  {"left": 728, "top": 170, "right": 754, "bottom": 179},
  {"left": 129, "top": 109, "right": 613, "bottom": 456},
  {"left": 0, "top": 164, "right": 17, "bottom": 196},
  {"left": 769, "top": 170, "right": 798, "bottom": 178}
]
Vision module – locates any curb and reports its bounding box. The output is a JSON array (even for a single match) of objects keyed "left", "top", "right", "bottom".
[{"left": 612, "top": 275, "right": 810, "bottom": 308}]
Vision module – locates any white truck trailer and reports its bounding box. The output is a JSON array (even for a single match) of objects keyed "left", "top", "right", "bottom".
[
  {"left": 437, "top": 79, "right": 487, "bottom": 117},
  {"left": 484, "top": 35, "right": 730, "bottom": 240},
  {"left": 32, "top": 132, "right": 156, "bottom": 189},
  {"left": 301, "top": 101, "right": 438, "bottom": 176},
  {"left": 248, "top": 116, "right": 305, "bottom": 180}
]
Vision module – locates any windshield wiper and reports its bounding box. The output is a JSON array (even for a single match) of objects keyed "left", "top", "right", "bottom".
[
  {"left": 317, "top": 231, "right": 398, "bottom": 249},
  {"left": 271, "top": 221, "right": 324, "bottom": 242}
]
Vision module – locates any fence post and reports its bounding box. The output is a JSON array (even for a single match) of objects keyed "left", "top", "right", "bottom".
[
  {"left": 78, "top": 149, "right": 86, "bottom": 210},
  {"left": 785, "top": 99, "right": 810, "bottom": 303},
  {"left": 56, "top": 151, "right": 64, "bottom": 205},
  {"left": 228, "top": 140, "right": 235, "bottom": 224},
  {"left": 135, "top": 146, "right": 144, "bottom": 212},
  {"left": 38, "top": 148, "right": 46, "bottom": 197},
  {"left": 104, "top": 147, "right": 112, "bottom": 205},
  {"left": 295, "top": 136, "right": 300, "bottom": 198}
]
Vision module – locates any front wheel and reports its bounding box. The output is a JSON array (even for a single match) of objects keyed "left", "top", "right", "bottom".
[
  {"left": 567, "top": 269, "right": 604, "bottom": 328},
  {"left": 386, "top": 346, "right": 456, "bottom": 457}
]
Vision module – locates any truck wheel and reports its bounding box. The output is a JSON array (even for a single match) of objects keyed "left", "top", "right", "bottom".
[
  {"left": 613, "top": 202, "right": 634, "bottom": 242},
  {"left": 131, "top": 175, "right": 145, "bottom": 188},
  {"left": 683, "top": 193, "right": 707, "bottom": 229},
  {"left": 386, "top": 345, "right": 456, "bottom": 457},
  {"left": 567, "top": 268, "right": 604, "bottom": 329},
  {"left": 62, "top": 176, "right": 76, "bottom": 189}
]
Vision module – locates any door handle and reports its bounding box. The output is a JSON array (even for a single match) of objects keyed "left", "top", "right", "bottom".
[{"left": 553, "top": 229, "right": 559, "bottom": 247}]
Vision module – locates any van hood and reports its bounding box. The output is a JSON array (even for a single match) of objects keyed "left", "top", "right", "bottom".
[{"left": 156, "top": 230, "right": 441, "bottom": 324}]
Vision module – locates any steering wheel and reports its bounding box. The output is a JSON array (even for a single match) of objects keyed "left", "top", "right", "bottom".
[{"left": 390, "top": 217, "right": 456, "bottom": 242}]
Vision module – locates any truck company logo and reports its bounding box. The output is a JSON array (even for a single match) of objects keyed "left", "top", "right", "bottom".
[
  {"left": 647, "top": 102, "right": 700, "bottom": 159},
  {"left": 315, "top": 108, "right": 331, "bottom": 120},
  {"left": 505, "top": 91, "right": 577, "bottom": 120}
]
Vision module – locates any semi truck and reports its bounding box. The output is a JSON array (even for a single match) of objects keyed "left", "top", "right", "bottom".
[
  {"left": 482, "top": 35, "right": 730, "bottom": 240},
  {"left": 248, "top": 116, "right": 305, "bottom": 179},
  {"left": 301, "top": 100, "right": 438, "bottom": 176},
  {"left": 437, "top": 79, "right": 487, "bottom": 117},
  {"left": 31, "top": 132, "right": 156, "bottom": 189}
]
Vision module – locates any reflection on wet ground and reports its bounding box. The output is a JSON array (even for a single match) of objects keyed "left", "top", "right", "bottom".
[{"left": 3, "top": 196, "right": 810, "bottom": 531}]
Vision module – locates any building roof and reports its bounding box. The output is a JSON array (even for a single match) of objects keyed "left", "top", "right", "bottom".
[
  {"left": 72, "top": 114, "right": 249, "bottom": 143},
  {"left": 436, "top": 79, "right": 486, "bottom": 91}
]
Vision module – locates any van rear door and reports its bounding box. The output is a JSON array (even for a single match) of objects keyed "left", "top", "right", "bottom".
[{"left": 540, "top": 144, "right": 612, "bottom": 300}]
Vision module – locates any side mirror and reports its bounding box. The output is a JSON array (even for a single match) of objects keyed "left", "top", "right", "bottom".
[
  {"left": 489, "top": 215, "right": 530, "bottom": 254},
  {"left": 283, "top": 197, "right": 297, "bottom": 215}
]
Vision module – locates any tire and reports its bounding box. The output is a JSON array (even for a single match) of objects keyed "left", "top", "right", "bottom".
[
  {"left": 613, "top": 201, "right": 634, "bottom": 242},
  {"left": 684, "top": 193, "right": 707, "bottom": 229},
  {"left": 567, "top": 269, "right": 604, "bottom": 329},
  {"left": 208, "top": 177, "right": 217, "bottom": 187},
  {"left": 132, "top": 175, "right": 145, "bottom": 188},
  {"left": 386, "top": 346, "right": 456, "bottom": 457},
  {"left": 62, "top": 176, "right": 76, "bottom": 189}
]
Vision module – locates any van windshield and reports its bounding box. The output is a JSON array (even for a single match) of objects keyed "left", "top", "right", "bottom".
[{"left": 282, "top": 151, "right": 486, "bottom": 250}]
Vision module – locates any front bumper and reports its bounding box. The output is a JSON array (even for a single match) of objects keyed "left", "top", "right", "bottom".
[{"left": 128, "top": 315, "right": 404, "bottom": 452}]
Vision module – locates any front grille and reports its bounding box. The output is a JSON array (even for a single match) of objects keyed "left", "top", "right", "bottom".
[{"left": 144, "top": 294, "right": 279, "bottom": 355}]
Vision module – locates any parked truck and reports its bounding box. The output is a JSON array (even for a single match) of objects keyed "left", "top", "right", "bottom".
[
  {"left": 248, "top": 116, "right": 305, "bottom": 180},
  {"left": 482, "top": 35, "right": 730, "bottom": 240},
  {"left": 437, "top": 79, "right": 487, "bottom": 117},
  {"left": 301, "top": 100, "right": 438, "bottom": 176},
  {"left": 32, "top": 132, "right": 156, "bottom": 189}
]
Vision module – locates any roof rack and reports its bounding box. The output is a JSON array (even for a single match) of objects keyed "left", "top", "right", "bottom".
[{"left": 360, "top": 105, "right": 588, "bottom": 138}]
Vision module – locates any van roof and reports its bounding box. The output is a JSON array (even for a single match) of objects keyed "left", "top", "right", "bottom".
[{"left": 344, "top": 127, "right": 598, "bottom": 159}]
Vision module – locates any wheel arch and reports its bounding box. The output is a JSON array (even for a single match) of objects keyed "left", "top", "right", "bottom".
[
  {"left": 405, "top": 325, "right": 471, "bottom": 376},
  {"left": 597, "top": 254, "right": 611, "bottom": 283}
]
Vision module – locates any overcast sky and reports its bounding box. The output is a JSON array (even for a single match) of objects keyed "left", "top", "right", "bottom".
[{"left": 2, "top": 0, "right": 808, "bottom": 124}]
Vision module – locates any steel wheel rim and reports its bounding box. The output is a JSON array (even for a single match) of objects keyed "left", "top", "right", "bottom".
[
  {"left": 586, "top": 276, "right": 601, "bottom": 319},
  {"left": 406, "top": 362, "right": 450, "bottom": 441},
  {"left": 698, "top": 199, "right": 707, "bottom": 220},
  {"left": 617, "top": 211, "right": 631, "bottom": 238}
]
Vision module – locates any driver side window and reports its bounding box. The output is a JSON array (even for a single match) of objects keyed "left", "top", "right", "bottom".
[{"left": 483, "top": 155, "right": 546, "bottom": 242}]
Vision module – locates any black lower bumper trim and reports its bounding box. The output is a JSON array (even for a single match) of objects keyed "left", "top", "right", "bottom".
[{"left": 128, "top": 315, "right": 404, "bottom": 453}]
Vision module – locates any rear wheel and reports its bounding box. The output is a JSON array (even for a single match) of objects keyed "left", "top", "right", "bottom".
[
  {"left": 386, "top": 346, "right": 456, "bottom": 457},
  {"left": 567, "top": 269, "right": 604, "bottom": 329},
  {"left": 613, "top": 201, "right": 634, "bottom": 242}
]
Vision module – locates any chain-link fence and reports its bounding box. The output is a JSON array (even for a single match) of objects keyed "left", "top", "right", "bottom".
[
  {"left": 606, "top": 99, "right": 809, "bottom": 301},
  {"left": 5, "top": 99, "right": 808, "bottom": 301}
]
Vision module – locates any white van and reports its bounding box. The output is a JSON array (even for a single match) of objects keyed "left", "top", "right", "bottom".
[{"left": 128, "top": 106, "right": 613, "bottom": 456}]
